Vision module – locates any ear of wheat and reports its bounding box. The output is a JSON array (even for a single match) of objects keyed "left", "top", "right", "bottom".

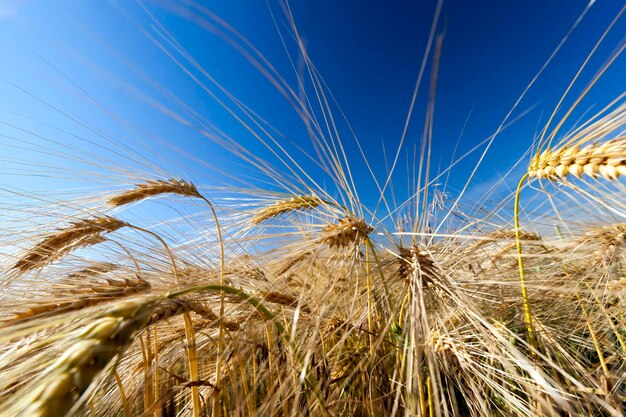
[
  {"left": 528, "top": 137, "right": 626, "bottom": 180},
  {"left": 2, "top": 275, "right": 151, "bottom": 325},
  {"left": 319, "top": 216, "right": 373, "bottom": 248},
  {"left": 108, "top": 179, "right": 202, "bottom": 206},
  {"left": 397, "top": 246, "right": 438, "bottom": 287},
  {"left": 19, "top": 298, "right": 157, "bottom": 417},
  {"left": 251, "top": 195, "right": 325, "bottom": 224},
  {"left": 66, "top": 261, "right": 118, "bottom": 278},
  {"left": 13, "top": 217, "right": 126, "bottom": 273}
]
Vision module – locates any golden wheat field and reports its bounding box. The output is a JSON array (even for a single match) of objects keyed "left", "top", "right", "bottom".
[{"left": 0, "top": 1, "right": 625, "bottom": 416}]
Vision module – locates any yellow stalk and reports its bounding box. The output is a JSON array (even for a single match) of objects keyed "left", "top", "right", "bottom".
[
  {"left": 153, "top": 328, "right": 161, "bottom": 417},
  {"left": 138, "top": 336, "right": 150, "bottom": 413},
  {"left": 427, "top": 376, "right": 434, "bottom": 417},
  {"left": 365, "top": 241, "right": 374, "bottom": 358},
  {"left": 580, "top": 302, "right": 609, "bottom": 377},
  {"left": 114, "top": 371, "right": 130, "bottom": 417},
  {"left": 514, "top": 173, "right": 537, "bottom": 350},
  {"left": 145, "top": 332, "right": 154, "bottom": 416},
  {"left": 183, "top": 312, "right": 200, "bottom": 417},
  {"left": 198, "top": 195, "right": 226, "bottom": 417}
]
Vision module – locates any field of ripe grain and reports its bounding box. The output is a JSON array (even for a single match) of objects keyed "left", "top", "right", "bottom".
[{"left": 0, "top": 2, "right": 625, "bottom": 416}]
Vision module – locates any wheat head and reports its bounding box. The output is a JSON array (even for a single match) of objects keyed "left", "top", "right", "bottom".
[
  {"left": 319, "top": 216, "right": 373, "bottom": 248},
  {"left": 18, "top": 298, "right": 157, "bottom": 417},
  {"left": 251, "top": 195, "right": 325, "bottom": 224},
  {"left": 13, "top": 217, "right": 126, "bottom": 273},
  {"left": 528, "top": 137, "right": 626, "bottom": 180}
]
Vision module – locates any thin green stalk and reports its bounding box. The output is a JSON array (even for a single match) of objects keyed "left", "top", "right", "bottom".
[{"left": 514, "top": 173, "right": 537, "bottom": 350}]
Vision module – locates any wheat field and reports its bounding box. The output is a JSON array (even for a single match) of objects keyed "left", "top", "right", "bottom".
[{"left": 0, "top": 2, "right": 625, "bottom": 417}]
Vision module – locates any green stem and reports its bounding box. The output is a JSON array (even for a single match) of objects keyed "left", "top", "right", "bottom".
[{"left": 514, "top": 173, "right": 537, "bottom": 350}]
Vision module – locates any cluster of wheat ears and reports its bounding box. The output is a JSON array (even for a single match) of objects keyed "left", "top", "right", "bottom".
[{"left": 1, "top": 4, "right": 625, "bottom": 417}]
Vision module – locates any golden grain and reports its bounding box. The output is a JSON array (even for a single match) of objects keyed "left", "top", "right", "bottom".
[
  {"left": 528, "top": 138, "right": 626, "bottom": 181},
  {"left": 251, "top": 195, "right": 325, "bottom": 224},
  {"left": 109, "top": 179, "right": 202, "bottom": 206},
  {"left": 319, "top": 216, "right": 373, "bottom": 248},
  {"left": 13, "top": 217, "right": 126, "bottom": 272}
]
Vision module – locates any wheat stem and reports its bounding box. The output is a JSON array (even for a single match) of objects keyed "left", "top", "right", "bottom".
[
  {"left": 197, "top": 195, "right": 226, "bottom": 417},
  {"left": 113, "top": 371, "right": 130, "bottom": 417},
  {"left": 514, "top": 173, "right": 537, "bottom": 351},
  {"left": 183, "top": 311, "right": 201, "bottom": 417},
  {"left": 153, "top": 327, "right": 161, "bottom": 417}
]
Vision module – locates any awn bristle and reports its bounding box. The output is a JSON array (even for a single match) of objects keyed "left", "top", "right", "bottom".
[
  {"left": 108, "top": 179, "right": 202, "bottom": 206},
  {"left": 251, "top": 195, "right": 325, "bottom": 224},
  {"left": 319, "top": 216, "right": 373, "bottom": 248},
  {"left": 13, "top": 217, "right": 126, "bottom": 273},
  {"left": 528, "top": 138, "right": 626, "bottom": 180}
]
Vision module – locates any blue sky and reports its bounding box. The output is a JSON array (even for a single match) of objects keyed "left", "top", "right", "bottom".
[{"left": 0, "top": 0, "right": 624, "bottom": 220}]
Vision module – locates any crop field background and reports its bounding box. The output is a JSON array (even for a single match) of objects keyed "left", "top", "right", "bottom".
[{"left": 0, "top": 1, "right": 625, "bottom": 416}]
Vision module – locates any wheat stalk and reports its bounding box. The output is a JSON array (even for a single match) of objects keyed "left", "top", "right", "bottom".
[
  {"left": 251, "top": 195, "right": 325, "bottom": 224},
  {"left": 109, "top": 178, "right": 226, "bottom": 417},
  {"left": 13, "top": 217, "right": 126, "bottom": 273}
]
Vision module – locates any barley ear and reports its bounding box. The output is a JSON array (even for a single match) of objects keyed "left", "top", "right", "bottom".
[
  {"left": 251, "top": 195, "right": 325, "bottom": 224},
  {"left": 13, "top": 216, "right": 126, "bottom": 273},
  {"left": 320, "top": 216, "right": 373, "bottom": 248}
]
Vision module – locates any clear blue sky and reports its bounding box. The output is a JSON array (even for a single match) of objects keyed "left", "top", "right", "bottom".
[{"left": 0, "top": 1, "right": 624, "bottom": 216}]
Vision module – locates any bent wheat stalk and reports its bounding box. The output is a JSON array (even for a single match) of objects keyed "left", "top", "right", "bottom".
[
  {"left": 109, "top": 178, "right": 226, "bottom": 417},
  {"left": 514, "top": 174, "right": 537, "bottom": 350},
  {"left": 515, "top": 105, "right": 626, "bottom": 350}
]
